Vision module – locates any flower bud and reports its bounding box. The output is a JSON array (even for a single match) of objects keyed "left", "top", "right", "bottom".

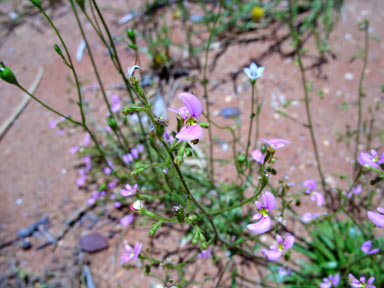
[
  {"left": 173, "top": 206, "right": 185, "bottom": 223},
  {"left": 107, "top": 117, "right": 117, "bottom": 130},
  {"left": 187, "top": 214, "right": 198, "bottom": 224},
  {"left": 76, "top": 0, "right": 85, "bottom": 10},
  {"left": 30, "top": 0, "right": 42, "bottom": 8},
  {"left": 199, "top": 122, "right": 210, "bottom": 128},
  {"left": 0, "top": 62, "right": 19, "bottom": 86},
  {"left": 130, "top": 200, "right": 144, "bottom": 212},
  {"left": 128, "top": 43, "right": 137, "bottom": 51},
  {"left": 174, "top": 155, "right": 184, "bottom": 165},
  {"left": 54, "top": 44, "right": 63, "bottom": 57},
  {"left": 199, "top": 232, "right": 208, "bottom": 250},
  {"left": 149, "top": 220, "right": 163, "bottom": 236},
  {"left": 126, "top": 28, "right": 136, "bottom": 43},
  {"left": 192, "top": 230, "right": 199, "bottom": 245}
]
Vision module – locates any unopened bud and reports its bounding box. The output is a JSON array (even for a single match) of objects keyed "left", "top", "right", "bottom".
[
  {"left": 126, "top": 28, "right": 136, "bottom": 43},
  {"left": 199, "top": 122, "right": 209, "bottom": 128},
  {"left": 130, "top": 200, "right": 144, "bottom": 212},
  {"left": 30, "top": 0, "right": 42, "bottom": 8},
  {"left": 174, "top": 155, "right": 183, "bottom": 165},
  {"left": 149, "top": 220, "right": 163, "bottom": 236},
  {"left": 0, "top": 62, "right": 19, "bottom": 86}
]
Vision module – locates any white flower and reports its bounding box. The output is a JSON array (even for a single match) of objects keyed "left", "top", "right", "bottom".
[
  {"left": 127, "top": 65, "right": 141, "bottom": 78},
  {"left": 244, "top": 62, "right": 264, "bottom": 81}
]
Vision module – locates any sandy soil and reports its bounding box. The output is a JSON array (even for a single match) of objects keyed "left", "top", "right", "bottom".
[{"left": 0, "top": 0, "right": 383, "bottom": 287}]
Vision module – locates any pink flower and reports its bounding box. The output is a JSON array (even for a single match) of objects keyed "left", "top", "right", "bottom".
[
  {"left": 136, "top": 144, "right": 144, "bottom": 152},
  {"left": 251, "top": 149, "right": 265, "bottom": 164},
  {"left": 131, "top": 148, "right": 139, "bottom": 159},
  {"left": 121, "top": 184, "right": 138, "bottom": 197},
  {"left": 301, "top": 212, "right": 321, "bottom": 223},
  {"left": 123, "top": 153, "right": 134, "bottom": 164},
  {"left": 70, "top": 146, "right": 80, "bottom": 154},
  {"left": 320, "top": 274, "right": 340, "bottom": 288},
  {"left": 108, "top": 179, "right": 118, "bottom": 189},
  {"left": 120, "top": 215, "right": 134, "bottom": 227},
  {"left": 347, "top": 184, "right": 362, "bottom": 198},
  {"left": 198, "top": 248, "right": 212, "bottom": 259},
  {"left": 367, "top": 207, "right": 384, "bottom": 227},
  {"left": 358, "top": 150, "right": 384, "bottom": 168},
  {"left": 303, "top": 180, "right": 324, "bottom": 207},
  {"left": 348, "top": 274, "right": 375, "bottom": 288},
  {"left": 49, "top": 120, "right": 57, "bottom": 129},
  {"left": 247, "top": 191, "right": 276, "bottom": 234},
  {"left": 261, "top": 138, "right": 290, "bottom": 150},
  {"left": 111, "top": 94, "right": 121, "bottom": 113},
  {"left": 83, "top": 133, "right": 91, "bottom": 146},
  {"left": 169, "top": 92, "right": 203, "bottom": 142},
  {"left": 361, "top": 241, "right": 379, "bottom": 255},
  {"left": 121, "top": 243, "right": 142, "bottom": 264},
  {"left": 261, "top": 233, "right": 295, "bottom": 261},
  {"left": 76, "top": 175, "right": 87, "bottom": 186}
]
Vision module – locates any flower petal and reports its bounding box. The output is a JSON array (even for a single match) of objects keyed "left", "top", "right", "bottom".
[
  {"left": 311, "top": 192, "right": 324, "bottom": 207},
  {"left": 252, "top": 213, "right": 263, "bottom": 220},
  {"left": 368, "top": 210, "right": 384, "bottom": 227},
  {"left": 377, "top": 207, "right": 384, "bottom": 214},
  {"left": 283, "top": 234, "right": 295, "bottom": 250},
  {"left": 262, "top": 249, "right": 282, "bottom": 261},
  {"left": 251, "top": 149, "right": 264, "bottom": 164},
  {"left": 247, "top": 216, "right": 271, "bottom": 235},
  {"left": 303, "top": 179, "right": 317, "bottom": 191},
  {"left": 178, "top": 92, "right": 202, "bottom": 118},
  {"left": 262, "top": 191, "right": 276, "bottom": 211},
  {"left": 176, "top": 124, "right": 203, "bottom": 141}
]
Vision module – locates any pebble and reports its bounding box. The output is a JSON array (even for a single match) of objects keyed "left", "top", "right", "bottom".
[
  {"left": 344, "top": 73, "right": 354, "bottom": 80},
  {"left": 20, "top": 240, "right": 32, "bottom": 250},
  {"left": 79, "top": 233, "right": 108, "bottom": 253},
  {"left": 220, "top": 107, "right": 241, "bottom": 118}
]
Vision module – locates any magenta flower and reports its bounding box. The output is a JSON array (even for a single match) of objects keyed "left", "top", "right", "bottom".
[
  {"left": 169, "top": 92, "right": 203, "bottom": 142},
  {"left": 131, "top": 148, "right": 139, "bottom": 159},
  {"left": 70, "top": 146, "right": 80, "bottom": 154},
  {"left": 114, "top": 202, "right": 122, "bottom": 208},
  {"left": 262, "top": 138, "right": 290, "bottom": 150},
  {"left": 348, "top": 274, "right": 375, "bottom": 288},
  {"left": 301, "top": 212, "right": 321, "bottom": 223},
  {"left": 198, "top": 248, "right": 212, "bottom": 259},
  {"left": 136, "top": 144, "right": 144, "bottom": 152},
  {"left": 76, "top": 175, "right": 87, "bottom": 186},
  {"left": 347, "top": 184, "right": 362, "bottom": 198},
  {"left": 303, "top": 180, "right": 324, "bottom": 207},
  {"left": 108, "top": 179, "right": 118, "bottom": 190},
  {"left": 361, "top": 241, "right": 379, "bottom": 255},
  {"left": 87, "top": 191, "right": 99, "bottom": 205},
  {"left": 123, "top": 153, "right": 134, "bottom": 164},
  {"left": 111, "top": 94, "right": 121, "bottom": 112},
  {"left": 247, "top": 191, "right": 276, "bottom": 234},
  {"left": 251, "top": 149, "right": 265, "bottom": 164},
  {"left": 358, "top": 150, "right": 384, "bottom": 168},
  {"left": 120, "top": 215, "right": 134, "bottom": 227},
  {"left": 83, "top": 133, "right": 91, "bottom": 146},
  {"left": 121, "top": 243, "right": 142, "bottom": 265},
  {"left": 261, "top": 233, "right": 295, "bottom": 261},
  {"left": 49, "top": 119, "right": 58, "bottom": 129},
  {"left": 320, "top": 274, "right": 340, "bottom": 288},
  {"left": 367, "top": 207, "right": 384, "bottom": 227},
  {"left": 121, "top": 184, "right": 138, "bottom": 197}
]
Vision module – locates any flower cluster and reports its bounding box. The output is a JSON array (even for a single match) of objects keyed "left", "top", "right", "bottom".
[{"left": 123, "top": 144, "right": 145, "bottom": 164}]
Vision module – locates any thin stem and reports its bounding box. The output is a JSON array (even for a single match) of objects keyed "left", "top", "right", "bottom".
[
  {"left": 202, "top": 0, "right": 223, "bottom": 183},
  {"left": 71, "top": 0, "right": 131, "bottom": 151},
  {"left": 245, "top": 82, "right": 256, "bottom": 162},
  {"left": 353, "top": 20, "right": 369, "bottom": 174},
  {"left": 288, "top": 1, "right": 326, "bottom": 195},
  {"left": 254, "top": 84, "right": 260, "bottom": 149}
]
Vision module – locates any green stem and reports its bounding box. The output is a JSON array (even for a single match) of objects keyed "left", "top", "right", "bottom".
[
  {"left": 202, "top": 0, "right": 223, "bottom": 183},
  {"left": 70, "top": 0, "right": 131, "bottom": 151},
  {"left": 353, "top": 20, "right": 369, "bottom": 174},
  {"left": 245, "top": 81, "right": 256, "bottom": 163}
]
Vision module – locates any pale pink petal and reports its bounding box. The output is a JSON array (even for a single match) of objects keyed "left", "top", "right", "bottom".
[
  {"left": 377, "top": 207, "right": 384, "bottom": 214},
  {"left": 247, "top": 216, "right": 271, "bottom": 235},
  {"left": 252, "top": 213, "right": 263, "bottom": 220},
  {"left": 261, "top": 249, "right": 282, "bottom": 261},
  {"left": 283, "top": 234, "right": 295, "bottom": 250},
  {"left": 255, "top": 201, "right": 263, "bottom": 210},
  {"left": 367, "top": 211, "right": 384, "bottom": 227},
  {"left": 262, "top": 191, "right": 276, "bottom": 211},
  {"left": 175, "top": 124, "right": 203, "bottom": 141},
  {"left": 311, "top": 192, "right": 324, "bottom": 207},
  {"left": 178, "top": 92, "right": 202, "bottom": 118}
]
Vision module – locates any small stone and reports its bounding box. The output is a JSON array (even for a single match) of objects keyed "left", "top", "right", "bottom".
[
  {"left": 220, "top": 107, "right": 241, "bottom": 118},
  {"left": 79, "top": 233, "right": 108, "bottom": 253},
  {"left": 344, "top": 73, "right": 354, "bottom": 80},
  {"left": 20, "top": 240, "right": 32, "bottom": 250}
]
